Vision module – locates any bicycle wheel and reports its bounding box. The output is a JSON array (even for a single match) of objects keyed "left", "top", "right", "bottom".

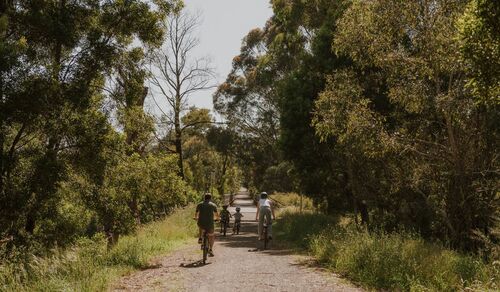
[
  {"left": 263, "top": 226, "right": 268, "bottom": 249},
  {"left": 202, "top": 233, "right": 208, "bottom": 264}
]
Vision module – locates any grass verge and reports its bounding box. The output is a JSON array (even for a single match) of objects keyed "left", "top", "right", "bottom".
[
  {"left": 274, "top": 208, "right": 499, "bottom": 291},
  {"left": 0, "top": 206, "right": 197, "bottom": 291}
]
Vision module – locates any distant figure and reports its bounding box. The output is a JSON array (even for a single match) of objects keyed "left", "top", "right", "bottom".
[
  {"left": 220, "top": 205, "right": 232, "bottom": 232},
  {"left": 255, "top": 192, "right": 276, "bottom": 240},
  {"left": 233, "top": 206, "right": 244, "bottom": 234},
  {"left": 194, "top": 193, "right": 219, "bottom": 257}
]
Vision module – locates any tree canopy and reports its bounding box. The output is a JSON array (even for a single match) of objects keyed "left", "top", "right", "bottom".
[{"left": 215, "top": 0, "right": 499, "bottom": 253}]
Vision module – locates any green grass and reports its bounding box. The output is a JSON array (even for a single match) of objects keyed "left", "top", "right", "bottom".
[
  {"left": 0, "top": 207, "right": 198, "bottom": 292},
  {"left": 274, "top": 209, "right": 499, "bottom": 291},
  {"left": 271, "top": 192, "right": 314, "bottom": 210}
]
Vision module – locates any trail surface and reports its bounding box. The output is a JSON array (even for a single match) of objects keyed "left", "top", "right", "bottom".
[{"left": 113, "top": 189, "right": 361, "bottom": 292}]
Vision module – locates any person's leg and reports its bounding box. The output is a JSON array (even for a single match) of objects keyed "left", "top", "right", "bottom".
[
  {"left": 208, "top": 229, "right": 215, "bottom": 255},
  {"left": 208, "top": 233, "right": 214, "bottom": 247},
  {"left": 258, "top": 208, "right": 265, "bottom": 239},
  {"left": 264, "top": 208, "right": 272, "bottom": 237},
  {"left": 198, "top": 226, "right": 203, "bottom": 243}
]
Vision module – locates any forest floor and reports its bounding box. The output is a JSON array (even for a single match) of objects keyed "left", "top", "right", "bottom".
[{"left": 111, "top": 189, "right": 361, "bottom": 292}]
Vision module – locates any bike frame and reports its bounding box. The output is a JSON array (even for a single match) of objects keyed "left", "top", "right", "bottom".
[
  {"left": 263, "top": 223, "right": 270, "bottom": 249},
  {"left": 201, "top": 230, "right": 209, "bottom": 264}
]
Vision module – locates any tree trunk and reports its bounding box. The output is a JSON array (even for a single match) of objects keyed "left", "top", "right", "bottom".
[
  {"left": 128, "top": 197, "right": 141, "bottom": 224},
  {"left": 217, "top": 155, "right": 229, "bottom": 197},
  {"left": 174, "top": 93, "right": 184, "bottom": 179},
  {"left": 0, "top": 116, "right": 4, "bottom": 196},
  {"left": 174, "top": 119, "right": 184, "bottom": 179},
  {"left": 346, "top": 158, "right": 360, "bottom": 227},
  {"left": 104, "top": 221, "right": 119, "bottom": 249}
]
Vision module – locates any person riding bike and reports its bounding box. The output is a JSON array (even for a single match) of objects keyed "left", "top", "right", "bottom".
[
  {"left": 255, "top": 192, "right": 276, "bottom": 240},
  {"left": 220, "top": 205, "right": 232, "bottom": 230},
  {"left": 194, "top": 193, "right": 219, "bottom": 257},
  {"left": 232, "top": 206, "right": 243, "bottom": 234}
]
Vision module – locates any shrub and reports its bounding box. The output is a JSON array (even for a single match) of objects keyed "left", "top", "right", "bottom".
[
  {"left": 275, "top": 210, "right": 499, "bottom": 291},
  {"left": 271, "top": 192, "right": 314, "bottom": 210},
  {"left": 0, "top": 206, "right": 197, "bottom": 291}
]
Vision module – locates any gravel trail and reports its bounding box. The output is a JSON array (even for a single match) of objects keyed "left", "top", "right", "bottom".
[{"left": 112, "top": 189, "right": 362, "bottom": 292}]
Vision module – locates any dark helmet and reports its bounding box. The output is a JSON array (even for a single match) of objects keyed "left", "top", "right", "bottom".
[
  {"left": 260, "top": 192, "right": 268, "bottom": 199},
  {"left": 236, "top": 207, "right": 241, "bottom": 212},
  {"left": 204, "top": 193, "right": 212, "bottom": 200},
  {"left": 222, "top": 205, "right": 228, "bottom": 209}
]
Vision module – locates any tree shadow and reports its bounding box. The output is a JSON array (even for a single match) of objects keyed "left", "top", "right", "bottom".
[
  {"left": 215, "top": 221, "right": 293, "bottom": 256},
  {"left": 139, "top": 263, "right": 162, "bottom": 270},
  {"left": 179, "top": 260, "right": 212, "bottom": 268}
]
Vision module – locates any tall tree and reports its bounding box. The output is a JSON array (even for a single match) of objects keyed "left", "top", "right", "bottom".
[
  {"left": 149, "top": 10, "right": 216, "bottom": 179},
  {"left": 0, "top": 0, "right": 179, "bottom": 245},
  {"left": 206, "top": 127, "right": 236, "bottom": 196},
  {"left": 313, "top": 0, "right": 498, "bottom": 250},
  {"left": 214, "top": 0, "right": 350, "bottom": 203}
]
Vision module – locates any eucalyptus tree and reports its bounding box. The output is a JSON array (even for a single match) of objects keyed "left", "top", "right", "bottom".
[
  {"left": 313, "top": 0, "right": 498, "bottom": 250},
  {"left": 215, "top": 0, "right": 350, "bottom": 203},
  {"left": 0, "top": 0, "right": 180, "bottom": 246},
  {"left": 149, "top": 10, "right": 216, "bottom": 179}
]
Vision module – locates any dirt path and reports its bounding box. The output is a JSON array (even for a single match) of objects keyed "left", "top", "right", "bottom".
[{"left": 112, "top": 189, "right": 362, "bottom": 292}]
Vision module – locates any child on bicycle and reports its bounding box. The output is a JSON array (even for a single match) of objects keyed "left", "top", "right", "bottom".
[
  {"left": 220, "top": 205, "right": 232, "bottom": 232},
  {"left": 232, "top": 207, "right": 243, "bottom": 234}
]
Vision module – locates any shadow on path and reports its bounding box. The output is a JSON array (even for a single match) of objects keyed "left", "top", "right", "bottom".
[
  {"left": 215, "top": 220, "right": 293, "bottom": 256},
  {"left": 180, "top": 260, "right": 212, "bottom": 268}
]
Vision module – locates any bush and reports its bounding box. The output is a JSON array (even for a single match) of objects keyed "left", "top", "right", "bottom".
[
  {"left": 274, "top": 208, "right": 336, "bottom": 248},
  {"left": 0, "top": 206, "right": 197, "bottom": 291},
  {"left": 271, "top": 192, "right": 314, "bottom": 210},
  {"left": 275, "top": 210, "right": 499, "bottom": 291}
]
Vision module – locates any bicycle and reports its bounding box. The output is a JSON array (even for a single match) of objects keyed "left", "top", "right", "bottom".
[
  {"left": 262, "top": 223, "right": 270, "bottom": 250},
  {"left": 200, "top": 230, "right": 209, "bottom": 264}
]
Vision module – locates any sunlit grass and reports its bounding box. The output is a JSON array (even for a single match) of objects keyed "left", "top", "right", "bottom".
[
  {"left": 0, "top": 206, "right": 197, "bottom": 292},
  {"left": 271, "top": 192, "right": 314, "bottom": 210},
  {"left": 275, "top": 209, "right": 499, "bottom": 291}
]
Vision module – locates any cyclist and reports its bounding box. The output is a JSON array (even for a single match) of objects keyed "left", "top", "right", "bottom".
[
  {"left": 255, "top": 192, "right": 276, "bottom": 240},
  {"left": 232, "top": 206, "right": 243, "bottom": 234},
  {"left": 194, "top": 193, "right": 219, "bottom": 256},
  {"left": 220, "top": 205, "right": 232, "bottom": 232}
]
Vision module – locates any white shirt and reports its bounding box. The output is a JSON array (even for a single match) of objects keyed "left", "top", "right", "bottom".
[{"left": 259, "top": 198, "right": 271, "bottom": 208}]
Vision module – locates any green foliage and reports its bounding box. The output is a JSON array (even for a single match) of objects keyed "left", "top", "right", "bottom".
[
  {"left": 274, "top": 209, "right": 335, "bottom": 249},
  {"left": 215, "top": 0, "right": 498, "bottom": 255},
  {"left": 275, "top": 211, "right": 499, "bottom": 291},
  {"left": 312, "top": 0, "right": 499, "bottom": 251},
  {"left": 262, "top": 162, "right": 299, "bottom": 193},
  {"left": 459, "top": 0, "right": 500, "bottom": 106},
  {"left": 0, "top": 207, "right": 197, "bottom": 291},
  {"left": 271, "top": 192, "right": 313, "bottom": 210},
  {"left": 0, "top": 0, "right": 194, "bottom": 252},
  {"left": 180, "top": 108, "right": 242, "bottom": 197}
]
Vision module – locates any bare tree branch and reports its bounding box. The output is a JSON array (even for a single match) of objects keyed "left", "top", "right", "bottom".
[{"left": 147, "top": 10, "right": 216, "bottom": 179}]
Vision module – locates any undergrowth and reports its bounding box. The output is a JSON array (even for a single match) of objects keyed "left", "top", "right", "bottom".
[
  {"left": 0, "top": 206, "right": 197, "bottom": 291},
  {"left": 274, "top": 208, "right": 499, "bottom": 291}
]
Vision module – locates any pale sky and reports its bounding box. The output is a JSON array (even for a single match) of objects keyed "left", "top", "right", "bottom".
[{"left": 161, "top": 0, "right": 272, "bottom": 112}]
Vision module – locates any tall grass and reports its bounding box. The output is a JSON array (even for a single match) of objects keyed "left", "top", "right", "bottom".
[
  {"left": 271, "top": 192, "right": 314, "bottom": 210},
  {"left": 275, "top": 209, "right": 499, "bottom": 291},
  {"left": 0, "top": 207, "right": 197, "bottom": 291}
]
